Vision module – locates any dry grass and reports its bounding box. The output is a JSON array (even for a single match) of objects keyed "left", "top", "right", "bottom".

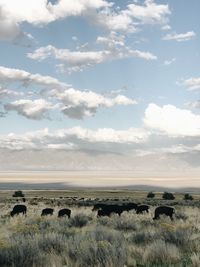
[{"left": 0, "top": 192, "right": 200, "bottom": 267}]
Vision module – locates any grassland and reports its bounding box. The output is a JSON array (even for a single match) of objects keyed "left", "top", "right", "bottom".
[{"left": 0, "top": 190, "right": 200, "bottom": 267}]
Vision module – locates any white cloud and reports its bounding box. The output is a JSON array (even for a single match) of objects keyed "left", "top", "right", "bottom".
[
  {"left": 27, "top": 43, "right": 157, "bottom": 73},
  {"left": 96, "top": 32, "right": 125, "bottom": 48},
  {"left": 161, "top": 24, "right": 171, "bottom": 31},
  {"left": 0, "top": 0, "right": 171, "bottom": 42},
  {"left": 87, "top": 0, "right": 170, "bottom": 33},
  {"left": 0, "top": 126, "right": 150, "bottom": 150},
  {"left": 161, "top": 144, "right": 200, "bottom": 154},
  {"left": 50, "top": 87, "right": 137, "bottom": 119},
  {"left": 0, "top": 12, "right": 21, "bottom": 41},
  {"left": 0, "top": 66, "right": 136, "bottom": 119},
  {"left": 186, "top": 100, "right": 200, "bottom": 109},
  {"left": 0, "top": 0, "right": 111, "bottom": 41},
  {"left": 4, "top": 99, "right": 55, "bottom": 120},
  {"left": 86, "top": 8, "right": 136, "bottom": 33},
  {"left": 182, "top": 77, "right": 200, "bottom": 91},
  {"left": 61, "top": 127, "right": 150, "bottom": 144},
  {"left": 144, "top": 103, "right": 200, "bottom": 137},
  {"left": 0, "top": 0, "right": 111, "bottom": 25},
  {"left": 136, "top": 144, "right": 200, "bottom": 156},
  {"left": 0, "top": 66, "right": 67, "bottom": 88},
  {"left": 163, "top": 31, "right": 196, "bottom": 42},
  {"left": 0, "top": 86, "right": 24, "bottom": 98},
  {"left": 127, "top": 0, "right": 170, "bottom": 25},
  {"left": 163, "top": 57, "right": 176, "bottom": 66}
]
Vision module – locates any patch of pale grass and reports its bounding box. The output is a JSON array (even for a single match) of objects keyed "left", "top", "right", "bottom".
[
  {"left": 143, "top": 239, "right": 180, "bottom": 265},
  {"left": 191, "top": 253, "right": 200, "bottom": 267}
]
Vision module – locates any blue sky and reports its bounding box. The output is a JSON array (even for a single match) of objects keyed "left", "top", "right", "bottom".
[{"left": 0, "top": 0, "right": 200, "bottom": 185}]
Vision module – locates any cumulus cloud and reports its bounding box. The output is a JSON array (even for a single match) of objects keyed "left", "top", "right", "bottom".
[
  {"left": 0, "top": 0, "right": 111, "bottom": 41},
  {"left": 1, "top": 128, "right": 200, "bottom": 176},
  {"left": 127, "top": 0, "right": 170, "bottom": 25},
  {"left": 27, "top": 43, "right": 157, "bottom": 73},
  {"left": 0, "top": 0, "right": 171, "bottom": 42},
  {"left": 4, "top": 99, "right": 55, "bottom": 120},
  {"left": 0, "top": 126, "right": 150, "bottom": 150},
  {"left": 0, "top": 66, "right": 136, "bottom": 119},
  {"left": 50, "top": 87, "right": 136, "bottom": 119},
  {"left": 0, "top": 86, "right": 24, "bottom": 98},
  {"left": 0, "top": 9, "right": 21, "bottom": 41},
  {"left": 0, "top": 66, "right": 67, "bottom": 88},
  {"left": 144, "top": 103, "right": 200, "bottom": 137},
  {"left": 96, "top": 32, "right": 125, "bottom": 48},
  {"left": 86, "top": 7, "right": 136, "bottom": 33},
  {"left": 163, "top": 31, "right": 196, "bottom": 42},
  {"left": 0, "top": 0, "right": 111, "bottom": 25},
  {"left": 182, "top": 77, "right": 200, "bottom": 91},
  {"left": 186, "top": 100, "right": 200, "bottom": 109},
  {"left": 86, "top": 0, "right": 170, "bottom": 33}
]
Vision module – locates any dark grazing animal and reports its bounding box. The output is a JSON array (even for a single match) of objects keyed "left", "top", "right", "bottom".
[
  {"left": 122, "top": 203, "right": 138, "bottom": 212},
  {"left": 10, "top": 205, "right": 27, "bottom": 217},
  {"left": 41, "top": 208, "right": 54, "bottom": 216},
  {"left": 58, "top": 208, "right": 71, "bottom": 218},
  {"left": 97, "top": 204, "right": 124, "bottom": 217},
  {"left": 153, "top": 206, "right": 175, "bottom": 220},
  {"left": 97, "top": 209, "right": 111, "bottom": 217},
  {"left": 92, "top": 203, "right": 108, "bottom": 211},
  {"left": 136, "top": 204, "right": 150, "bottom": 214}
]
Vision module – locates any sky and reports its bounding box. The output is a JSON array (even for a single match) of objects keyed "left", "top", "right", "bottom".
[{"left": 0, "top": 0, "right": 200, "bottom": 186}]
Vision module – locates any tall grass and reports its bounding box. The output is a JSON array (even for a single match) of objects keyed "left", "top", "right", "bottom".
[{"left": 0, "top": 203, "right": 199, "bottom": 266}]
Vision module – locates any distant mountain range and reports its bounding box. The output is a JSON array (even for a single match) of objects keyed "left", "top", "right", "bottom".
[{"left": 0, "top": 182, "right": 199, "bottom": 193}]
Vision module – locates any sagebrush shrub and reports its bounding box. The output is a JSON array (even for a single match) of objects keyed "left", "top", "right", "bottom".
[{"left": 143, "top": 239, "right": 180, "bottom": 265}]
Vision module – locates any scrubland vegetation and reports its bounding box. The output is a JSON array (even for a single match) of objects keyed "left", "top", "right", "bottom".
[{"left": 0, "top": 190, "right": 199, "bottom": 267}]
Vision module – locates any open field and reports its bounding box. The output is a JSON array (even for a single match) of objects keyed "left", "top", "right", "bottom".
[
  {"left": 0, "top": 190, "right": 200, "bottom": 267},
  {"left": 1, "top": 189, "right": 200, "bottom": 200}
]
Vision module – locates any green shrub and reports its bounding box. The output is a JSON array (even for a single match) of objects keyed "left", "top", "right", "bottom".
[
  {"left": 147, "top": 192, "right": 155, "bottom": 198},
  {"left": 162, "top": 192, "right": 175, "bottom": 200},
  {"left": 68, "top": 213, "right": 90, "bottom": 228},
  {"left": 12, "top": 191, "right": 24, "bottom": 198},
  {"left": 184, "top": 194, "right": 193, "bottom": 200},
  {"left": 130, "top": 231, "right": 155, "bottom": 244}
]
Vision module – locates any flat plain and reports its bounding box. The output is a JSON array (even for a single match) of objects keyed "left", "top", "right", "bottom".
[{"left": 0, "top": 189, "right": 200, "bottom": 267}]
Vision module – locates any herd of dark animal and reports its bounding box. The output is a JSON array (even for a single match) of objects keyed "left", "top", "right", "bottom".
[
  {"left": 93, "top": 203, "right": 174, "bottom": 220},
  {"left": 10, "top": 205, "right": 71, "bottom": 218},
  {"left": 10, "top": 203, "right": 175, "bottom": 220}
]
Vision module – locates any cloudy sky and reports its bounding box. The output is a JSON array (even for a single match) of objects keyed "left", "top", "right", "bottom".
[{"left": 0, "top": 0, "right": 200, "bottom": 186}]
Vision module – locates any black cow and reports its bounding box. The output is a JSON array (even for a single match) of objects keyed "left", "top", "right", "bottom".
[
  {"left": 97, "top": 204, "right": 124, "bottom": 217},
  {"left": 97, "top": 209, "right": 111, "bottom": 217},
  {"left": 122, "top": 203, "right": 138, "bottom": 212},
  {"left": 92, "top": 203, "right": 108, "bottom": 211},
  {"left": 136, "top": 204, "right": 150, "bottom": 214},
  {"left": 153, "top": 206, "right": 175, "bottom": 220},
  {"left": 10, "top": 205, "right": 27, "bottom": 217},
  {"left": 58, "top": 208, "right": 71, "bottom": 218},
  {"left": 41, "top": 208, "right": 54, "bottom": 216}
]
